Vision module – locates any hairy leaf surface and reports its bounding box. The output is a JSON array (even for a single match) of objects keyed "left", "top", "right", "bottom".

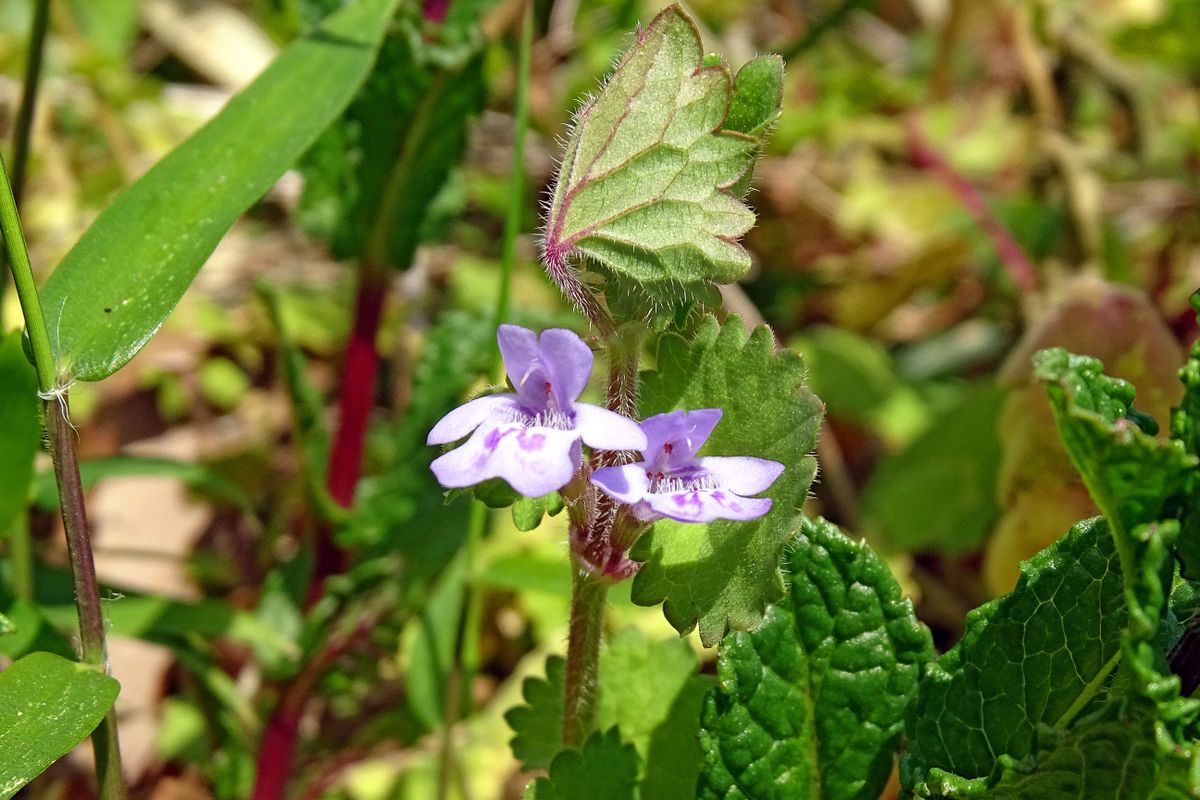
[
  {"left": 542, "top": 5, "right": 781, "bottom": 309},
  {"left": 632, "top": 316, "right": 822, "bottom": 645}
]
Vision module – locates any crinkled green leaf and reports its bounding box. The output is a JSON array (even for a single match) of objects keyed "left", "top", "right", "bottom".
[
  {"left": 528, "top": 728, "right": 640, "bottom": 800},
  {"left": 0, "top": 652, "right": 120, "bottom": 799},
  {"left": 977, "top": 704, "right": 1199, "bottom": 800},
  {"left": 1170, "top": 291, "right": 1200, "bottom": 580},
  {"left": 506, "top": 655, "right": 567, "bottom": 772},
  {"left": 543, "top": 5, "right": 779, "bottom": 309},
  {"left": 905, "top": 517, "right": 1126, "bottom": 784},
  {"left": 631, "top": 316, "right": 822, "bottom": 646},
  {"left": 1035, "top": 347, "right": 1200, "bottom": 765},
  {"left": 1035, "top": 349, "right": 1194, "bottom": 569},
  {"left": 40, "top": 0, "right": 400, "bottom": 381},
  {"left": 700, "top": 517, "right": 932, "bottom": 800},
  {"left": 0, "top": 332, "right": 38, "bottom": 537}
]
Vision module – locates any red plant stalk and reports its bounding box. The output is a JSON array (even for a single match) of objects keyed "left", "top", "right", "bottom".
[
  {"left": 251, "top": 274, "right": 388, "bottom": 800},
  {"left": 904, "top": 116, "right": 1039, "bottom": 294}
]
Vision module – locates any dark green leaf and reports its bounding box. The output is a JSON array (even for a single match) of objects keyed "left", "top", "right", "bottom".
[
  {"left": 40, "top": 0, "right": 401, "bottom": 381},
  {"left": 507, "top": 630, "right": 708, "bottom": 792},
  {"left": 632, "top": 316, "right": 823, "bottom": 645},
  {"left": 1170, "top": 291, "right": 1200, "bottom": 579},
  {"left": 0, "top": 652, "right": 120, "bottom": 799},
  {"left": 529, "top": 728, "right": 640, "bottom": 800},
  {"left": 863, "top": 385, "right": 1005, "bottom": 553},
  {"left": 700, "top": 517, "right": 932, "bottom": 800},
  {"left": 298, "top": 34, "right": 485, "bottom": 268},
  {"left": 905, "top": 517, "right": 1126, "bottom": 784},
  {"left": 0, "top": 332, "right": 38, "bottom": 537}
]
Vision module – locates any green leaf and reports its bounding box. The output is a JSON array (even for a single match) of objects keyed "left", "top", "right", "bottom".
[
  {"left": 1035, "top": 348, "right": 1195, "bottom": 643},
  {"left": 298, "top": 28, "right": 486, "bottom": 268},
  {"left": 699, "top": 517, "right": 932, "bottom": 800},
  {"left": 512, "top": 492, "right": 566, "bottom": 532},
  {"left": 404, "top": 553, "right": 467, "bottom": 731},
  {"left": 1170, "top": 291, "right": 1200, "bottom": 580},
  {"left": 506, "top": 631, "right": 709, "bottom": 793},
  {"left": 631, "top": 316, "right": 823, "bottom": 645},
  {"left": 0, "top": 332, "right": 38, "bottom": 536},
  {"left": 40, "top": 592, "right": 298, "bottom": 665},
  {"left": 598, "top": 628, "right": 710, "bottom": 799},
  {"left": 506, "top": 656, "right": 567, "bottom": 772},
  {"left": 975, "top": 704, "right": 1199, "bottom": 800},
  {"left": 905, "top": 517, "right": 1127, "bottom": 784},
  {"left": 529, "top": 728, "right": 641, "bottom": 800},
  {"left": 0, "top": 599, "right": 75, "bottom": 661},
  {"left": 40, "top": 0, "right": 400, "bottom": 381},
  {"left": 542, "top": 5, "right": 779, "bottom": 309},
  {"left": 862, "top": 385, "right": 1005, "bottom": 553},
  {"left": 31, "top": 455, "right": 255, "bottom": 516},
  {"left": 0, "top": 652, "right": 120, "bottom": 799}
]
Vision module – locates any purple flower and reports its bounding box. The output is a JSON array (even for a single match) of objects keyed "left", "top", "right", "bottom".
[
  {"left": 590, "top": 409, "right": 783, "bottom": 523},
  {"left": 427, "top": 325, "right": 647, "bottom": 497}
]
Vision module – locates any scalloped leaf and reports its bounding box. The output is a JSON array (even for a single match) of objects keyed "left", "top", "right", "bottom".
[
  {"left": 527, "top": 728, "right": 640, "bottom": 800},
  {"left": 631, "top": 316, "right": 822, "bottom": 646},
  {"left": 542, "top": 4, "right": 780, "bottom": 311}
]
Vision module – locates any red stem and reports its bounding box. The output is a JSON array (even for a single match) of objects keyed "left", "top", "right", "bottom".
[
  {"left": 904, "top": 117, "right": 1039, "bottom": 293},
  {"left": 327, "top": 275, "right": 388, "bottom": 509}
]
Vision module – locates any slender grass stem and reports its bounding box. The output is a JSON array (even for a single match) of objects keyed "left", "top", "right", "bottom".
[
  {"left": 12, "top": 0, "right": 51, "bottom": 206},
  {"left": 0, "top": 0, "right": 51, "bottom": 328},
  {"left": 9, "top": 511, "right": 34, "bottom": 602},
  {"left": 0, "top": 153, "right": 127, "bottom": 798},
  {"left": 435, "top": 8, "right": 533, "bottom": 797}
]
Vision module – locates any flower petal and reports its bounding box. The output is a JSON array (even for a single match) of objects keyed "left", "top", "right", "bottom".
[
  {"left": 427, "top": 394, "right": 519, "bottom": 444},
  {"left": 537, "top": 328, "right": 594, "bottom": 409},
  {"left": 641, "top": 408, "right": 722, "bottom": 463},
  {"left": 697, "top": 456, "right": 784, "bottom": 496},
  {"left": 590, "top": 463, "right": 651, "bottom": 504},
  {"left": 646, "top": 488, "right": 772, "bottom": 523},
  {"left": 497, "top": 324, "right": 539, "bottom": 391},
  {"left": 430, "top": 420, "right": 581, "bottom": 497},
  {"left": 574, "top": 404, "right": 648, "bottom": 451}
]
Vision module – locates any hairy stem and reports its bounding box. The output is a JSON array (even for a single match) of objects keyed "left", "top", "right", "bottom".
[
  {"left": 0, "top": 153, "right": 127, "bottom": 799},
  {"left": 562, "top": 565, "right": 609, "bottom": 747}
]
